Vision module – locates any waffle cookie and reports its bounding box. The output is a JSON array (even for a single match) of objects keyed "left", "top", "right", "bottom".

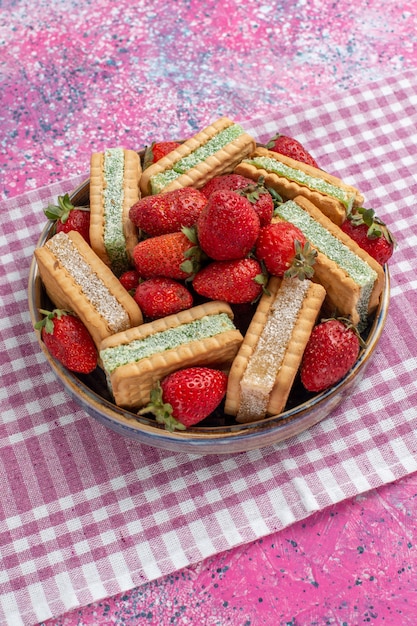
[
  {"left": 225, "top": 276, "right": 326, "bottom": 422},
  {"left": 89, "top": 147, "right": 141, "bottom": 275},
  {"left": 235, "top": 146, "right": 364, "bottom": 225},
  {"left": 273, "top": 196, "right": 385, "bottom": 329},
  {"left": 140, "top": 117, "right": 256, "bottom": 196},
  {"left": 34, "top": 231, "right": 143, "bottom": 347},
  {"left": 99, "top": 301, "right": 244, "bottom": 409}
]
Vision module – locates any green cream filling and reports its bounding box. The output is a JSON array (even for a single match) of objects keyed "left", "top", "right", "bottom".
[
  {"left": 243, "top": 156, "right": 354, "bottom": 209},
  {"left": 103, "top": 148, "right": 130, "bottom": 275},
  {"left": 150, "top": 124, "right": 245, "bottom": 194},
  {"left": 275, "top": 200, "right": 378, "bottom": 324},
  {"left": 100, "top": 313, "right": 236, "bottom": 373}
]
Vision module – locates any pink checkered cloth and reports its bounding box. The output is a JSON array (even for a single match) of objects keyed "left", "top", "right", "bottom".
[{"left": 1, "top": 69, "right": 417, "bottom": 626}]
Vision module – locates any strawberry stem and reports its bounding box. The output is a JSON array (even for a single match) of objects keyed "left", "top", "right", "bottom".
[
  {"left": 320, "top": 316, "right": 367, "bottom": 348},
  {"left": 138, "top": 383, "right": 186, "bottom": 431},
  {"left": 142, "top": 143, "right": 155, "bottom": 170},
  {"left": 346, "top": 206, "right": 397, "bottom": 246},
  {"left": 34, "top": 308, "right": 66, "bottom": 334},
  {"left": 265, "top": 133, "right": 281, "bottom": 149},
  {"left": 44, "top": 193, "right": 89, "bottom": 223},
  {"left": 269, "top": 187, "right": 284, "bottom": 211},
  {"left": 181, "top": 226, "right": 206, "bottom": 278},
  {"left": 238, "top": 176, "right": 270, "bottom": 204},
  {"left": 284, "top": 240, "right": 317, "bottom": 280}
]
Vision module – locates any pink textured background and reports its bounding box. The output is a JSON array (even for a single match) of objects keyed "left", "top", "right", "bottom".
[{"left": 1, "top": 0, "right": 417, "bottom": 624}]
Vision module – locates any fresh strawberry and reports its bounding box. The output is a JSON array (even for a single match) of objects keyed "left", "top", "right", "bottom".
[
  {"left": 237, "top": 177, "right": 274, "bottom": 227},
  {"left": 300, "top": 318, "right": 361, "bottom": 392},
  {"left": 255, "top": 221, "right": 317, "bottom": 279},
  {"left": 340, "top": 206, "right": 396, "bottom": 265},
  {"left": 265, "top": 133, "right": 319, "bottom": 168},
  {"left": 44, "top": 194, "right": 91, "bottom": 245},
  {"left": 132, "top": 230, "right": 201, "bottom": 280},
  {"left": 138, "top": 367, "right": 228, "bottom": 430},
  {"left": 129, "top": 187, "right": 207, "bottom": 236},
  {"left": 34, "top": 309, "right": 97, "bottom": 374},
  {"left": 192, "top": 258, "right": 265, "bottom": 304},
  {"left": 199, "top": 173, "right": 254, "bottom": 198},
  {"left": 143, "top": 141, "right": 181, "bottom": 168},
  {"left": 133, "top": 277, "right": 193, "bottom": 319},
  {"left": 197, "top": 189, "right": 260, "bottom": 261},
  {"left": 119, "top": 269, "right": 140, "bottom": 292}
]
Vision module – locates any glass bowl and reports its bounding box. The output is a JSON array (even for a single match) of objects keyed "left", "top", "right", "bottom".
[{"left": 28, "top": 179, "right": 390, "bottom": 455}]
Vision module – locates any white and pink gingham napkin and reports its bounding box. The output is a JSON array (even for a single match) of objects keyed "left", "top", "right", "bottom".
[{"left": 1, "top": 70, "right": 417, "bottom": 626}]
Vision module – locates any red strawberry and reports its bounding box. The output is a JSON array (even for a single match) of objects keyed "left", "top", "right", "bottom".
[
  {"left": 199, "top": 173, "right": 254, "bottom": 198},
  {"left": 340, "top": 206, "right": 396, "bottom": 265},
  {"left": 133, "top": 277, "right": 193, "bottom": 319},
  {"left": 138, "top": 367, "right": 228, "bottom": 430},
  {"left": 255, "top": 221, "right": 317, "bottom": 279},
  {"left": 197, "top": 189, "right": 260, "bottom": 261},
  {"left": 119, "top": 269, "right": 140, "bottom": 292},
  {"left": 129, "top": 187, "right": 207, "bottom": 236},
  {"left": 265, "top": 133, "right": 319, "bottom": 168},
  {"left": 237, "top": 177, "right": 274, "bottom": 227},
  {"left": 143, "top": 141, "right": 181, "bottom": 168},
  {"left": 44, "top": 194, "right": 91, "bottom": 245},
  {"left": 193, "top": 258, "right": 265, "bottom": 304},
  {"left": 132, "top": 230, "right": 200, "bottom": 280},
  {"left": 34, "top": 309, "right": 97, "bottom": 374},
  {"left": 300, "top": 318, "right": 361, "bottom": 392}
]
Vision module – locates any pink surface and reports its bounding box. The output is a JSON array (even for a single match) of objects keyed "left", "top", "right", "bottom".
[
  {"left": 42, "top": 478, "right": 417, "bottom": 624},
  {"left": 2, "top": 0, "right": 417, "bottom": 201},
  {"left": 1, "top": 1, "right": 417, "bottom": 625}
]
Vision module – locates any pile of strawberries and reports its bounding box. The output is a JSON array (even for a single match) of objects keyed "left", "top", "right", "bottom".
[
  {"left": 129, "top": 178, "right": 270, "bottom": 313},
  {"left": 37, "top": 134, "right": 395, "bottom": 431}
]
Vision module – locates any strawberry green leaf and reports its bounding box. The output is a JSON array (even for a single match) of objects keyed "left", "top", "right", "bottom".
[
  {"left": 238, "top": 176, "right": 269, "bottom": 204},
  {"left": 284, "top": 240, "right": 317, "bottom": 280},
  {"left": 265, "top": 133, "right": 281, "bottom": 149},
  {"left": 269, "top": 187, "right": 284, "bottom": 210},
  {"left": 180, "top": 259, "right": 196, "bottom": 275},
  {"left": 347, "top": 206, "right": 397, "bottom": 246},
  {"left": 44, "top": 193, "right": 74, "bottom": 222},
  {"left": 43, "top": 193, "right": 89, "bottom": 223},
  {"left": 34, "top": 308, "right": 66, "bottom": 333},
  {"left": 142, "top": 144, "right": 154, "bottom": 170},
  {"left": 181, "top": 242, "right": 204, "bottom": 278},
  {"left": 182, "top": 225, "right": 199, "bottom": 244},
  {"left": 137, "top": 382, "right": 187, "bottom": 431}
]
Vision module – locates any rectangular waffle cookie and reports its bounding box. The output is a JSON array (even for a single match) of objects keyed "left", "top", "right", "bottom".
[
  {"left": 34, "top": 231, "right": 143, "bottom": 347},
  {"left": 273, "top": 196, "right": 385, "bottom": 328},
  {"left": 235, "top": 146, "right": 364, "bottom": 225},
  {"left": 225, "top": 276, "right": 326, "bottom": 422},
  {"left": 99, "top": 301, "right": 244, "bottom": 409},
  {"left": 90, "top": 147, "right": 141, "bottom": 275},
  {"left": 140, "top": 117, "right": 256, "bottom": 196}
]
